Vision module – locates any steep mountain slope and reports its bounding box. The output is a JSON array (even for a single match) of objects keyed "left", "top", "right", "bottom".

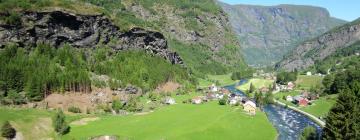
[
  {"left": 308, "top": 41, "right": 360, "bottom": 74},
  {"left": 276, "top": 18, "right": 360, "bottom": 71},
  {"left": 0, "top": 0, "right": 247, "bottom": 77},
  {"left": 219, "top": 2, "right": 346, "bottom": 66},
  {"left": 69, "top": 0, "right": 247, "bottom": 76}
]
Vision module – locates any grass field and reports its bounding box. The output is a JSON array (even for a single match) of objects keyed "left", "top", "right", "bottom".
[
  {"left": 0, "top": 107, "right": 56, "bottom": 140},
  {"left": 63, "top": 100, "right": 276, "bottom": 140},
  {"left": 273, "top": 91, "right": 337, "bottom": 118},
  {"left": 295, "top": 75, "right": 323, "bottom": 90},
  {"left": 300, "top": 94, "right": 337, "bottom": 118},
  {"left": 237, "top": 78, "right": 274, "bottom": 91},
  {"left": 198, "top": 74, "right": 238, "bottom": 88}
]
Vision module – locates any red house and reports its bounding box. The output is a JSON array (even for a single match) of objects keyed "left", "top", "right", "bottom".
[{"left": 298, "top": 98, "right": 309, "bottom": 107}]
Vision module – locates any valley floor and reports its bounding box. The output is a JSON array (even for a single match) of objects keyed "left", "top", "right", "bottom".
[{"left": 62, "top": 95, "right": 277, "bottom": 140}]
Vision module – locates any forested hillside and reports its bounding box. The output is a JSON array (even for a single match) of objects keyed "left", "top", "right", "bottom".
[
  {"left": 0, "top": 0, "right": 248, "bottom": 103},
  {"left": 0, "top": 44, "right": 190, "bottom": 103}
]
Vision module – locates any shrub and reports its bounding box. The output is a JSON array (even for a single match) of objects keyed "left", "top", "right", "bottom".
[
  {"left": 53, "top": 110, "right": 70, "bottom": 135},
  {"left": 1, "top": 121, "right": 16, "bottom": 139},
  {"left": 276, "top": 71, "right": 297, "bottom": 84},
  {"left": 218, "top": 98, "right": 227, "bottom": 105},
  {"left": 67, "top": 106, "right": 81, "bottom": 113},
  {"left": 112, "top": 100, "right": 123, "bottom": 113},
  {"left": 300, "top": 126, "right": 317, "bottom": 140}
]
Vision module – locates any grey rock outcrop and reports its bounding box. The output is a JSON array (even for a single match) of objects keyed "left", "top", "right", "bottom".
[
  {"left": 276, "top": 19, "right": 360, "bottom": 71},
  {"left": 0, "top": 11, "right": 183, "bottom": 64},
  {"left": 218, "top": 2, "right": 346, "bottom": 66}
]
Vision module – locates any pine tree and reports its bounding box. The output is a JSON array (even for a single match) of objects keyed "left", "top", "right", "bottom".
[
  {"left": 1, "top": 121, "right": 16, "bottom": 139},
  {"left": 53, "top": 109, "right": 70, "bottom": 135},
  {"left": 249, "top": 83, "right": 255, "bottom": 93},
  {"left": 322, "top": 88, "right": 359, "bottom": 139}
]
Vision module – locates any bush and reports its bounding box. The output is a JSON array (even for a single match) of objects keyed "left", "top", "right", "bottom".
[
  {"left": 1, "top": 121, "right": 16, "bottom": 139},
  {"left": 276, "top": 71, "right": 297, "bottom": 84},
  {"left": 53, "top": 110, "right": 70, "bottom": 135},
  {"left": 112, "top": 100, "right": 123, "bottom": 113},
  {"left": 218, "top": 98, "right": 227, "bottom": 105},
  {"left": 300, "top": 126, "right": 317, "bottom": 140},
  {"left": 67, "top": 106, "right": 81, "bottom": 113}
]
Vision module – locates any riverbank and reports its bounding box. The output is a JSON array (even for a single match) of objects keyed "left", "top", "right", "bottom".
[{"left": 273, "top": 100, "right": 326, "bottom": 127}]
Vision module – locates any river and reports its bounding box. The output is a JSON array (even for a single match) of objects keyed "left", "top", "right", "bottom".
[{"left": 224, "top": 80, "right": 323, "bottom": 140}]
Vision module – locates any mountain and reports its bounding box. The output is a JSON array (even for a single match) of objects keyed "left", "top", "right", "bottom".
[
  {"left": 0, "top": 0, "right": 247, "bottom": 76},
  {"left": 0, "top": 0, "right": 248, "bottom": 100},
  {"left": 218, "top": 2, "right": 346, "bottom": 66},
  {"left": 276, "top": 18, "right": 360, "bottom": 71}
]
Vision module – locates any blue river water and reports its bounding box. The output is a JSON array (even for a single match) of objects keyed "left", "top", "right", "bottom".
[{"left": 223, "top": 80, "right": 322, "bottom": 140}]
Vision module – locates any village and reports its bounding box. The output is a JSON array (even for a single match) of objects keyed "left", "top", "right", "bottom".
[{"left": 160, "top": 70, "right": 326, "bottom": 118}]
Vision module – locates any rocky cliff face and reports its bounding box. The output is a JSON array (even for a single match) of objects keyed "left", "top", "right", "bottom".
[
  {"left": 0, "top": 11, "right": 183, "bottom": 64},
  {"left": 219, "top": 2, "right": 346, "bottom": 66},
  {"left": 117, "top": 0, "right": 247, "bottom": 73},
  {"left": 276, "top": 19, "right": 360, "bottom": 71}
]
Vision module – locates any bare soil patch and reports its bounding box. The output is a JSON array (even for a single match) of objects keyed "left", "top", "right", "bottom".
[{"left": 155, "top": 81, "right": 181, "bottom": 93}]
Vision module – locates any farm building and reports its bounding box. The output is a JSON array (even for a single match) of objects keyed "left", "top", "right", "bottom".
[
  {"left": 286, "top": 95, "right": 293, "bottom": 102},
  {"left": 192, "top": 97, "right": 202, "bottom": 104},
  {"left": 164, "top": 97, "right": 175, "bottom": 105},
  {"left": 243, "top": 100, "right": 256, "bottom": 115},
  {"left": 293, "top": 95, "right": 309, "bottom": 106}
]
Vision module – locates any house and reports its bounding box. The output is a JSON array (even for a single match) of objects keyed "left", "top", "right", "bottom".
[
  {"left": 298, "top": 98, "right": 309, "bottom": 106},
  {"left": 287, "top": 82, "right": 295, "bottom": 90},
  {"left": 215, "top": 93, "right": 224, "bottom": 99},
  {"left": 206, "top": 93, "right": 216, "bottom": 100},
  {"left": 192, "top": 97, "right": 202, "bottom": 104},
  {"left": 164, "top": 97, "right": 175, "bottom": 105},
  {"left": 209, "top": 84, "right": 218, "bottom": 92},
  {"left": 293, "top": 95, "right": 309, "bottom": 106},
  {"left": 243, "top": 100, "right": 256, "bottom": 115},
  {"left": 306, "top": 71, "right": 312, "bottom": 76},
  {"left": 220, "top": 88, "right": 230, "bottom": 95},
  {"left": 229, "top": 98, "right": 238, "bottom": 105},
  {"left": 286, "top": 95, "right": 293, "bottom": 102}
]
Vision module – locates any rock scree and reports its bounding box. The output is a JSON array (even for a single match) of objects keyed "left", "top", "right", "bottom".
[{"left": 0, "top": 11, "right": 183, "bottom": 64}]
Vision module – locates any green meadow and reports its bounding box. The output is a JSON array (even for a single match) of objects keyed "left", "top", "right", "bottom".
[
  {"left": 237, "top": 78, "right": 274, "bottom": 91},
  {"left": 63, "top": 101, "right": 276, "bottom": 140},
  {"left": 274, "top": 91, "right": 337, "bottom": 118},
  {"left": 198, "top": 74, "right": 239, "bottom": 88},
  {"left": 295, "top": 75, "right": 323, "bottom": 90},
  {"left": 0, "top": 107, "right": 56, "bottom": 140}
]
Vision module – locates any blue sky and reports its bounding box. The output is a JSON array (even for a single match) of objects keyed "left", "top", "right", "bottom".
[{"left": 219, "top": 0, "right": 360, "bottom": 21}]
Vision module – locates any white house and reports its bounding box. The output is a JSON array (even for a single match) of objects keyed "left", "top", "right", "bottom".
[
  {"left": 286, "top": 95, "right": 293, "bottom": 102},
  {"left": 215, "top": 93, "right": 224, "bottom": 99},
  {"left": 306, "top": 71, "right": 312, "bottom": 76},
  {"left": 229, "top": 98, "right": 238, "bottom": 105},
  {"left": 210, "top": 84, "right": 218, "bottom": 92},
  {"left": 164, "top": 97, "right": 175, "bottom": 105},
  {"left": 243, "top": 100, "right": 256, "bottom": 115},
  {"left": 192, "top": 97, "right": 202, "bottom": 104}
]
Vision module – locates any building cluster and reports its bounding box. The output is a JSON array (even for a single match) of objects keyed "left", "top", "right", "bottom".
[{"left": 285, "top": 91, "right": 319, "bottom": 107}]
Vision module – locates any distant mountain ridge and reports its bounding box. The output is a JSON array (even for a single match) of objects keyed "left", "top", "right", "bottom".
[
  {"left": 276, "top": 18, "right": 360, "bottom": 71},
  {"left": 218, "top": 2, "right": 346, "bottom": 66}
]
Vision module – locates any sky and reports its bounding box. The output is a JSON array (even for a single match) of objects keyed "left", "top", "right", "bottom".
[{"left": 219, "top": 0, "right": 360, "bottom": 21}]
